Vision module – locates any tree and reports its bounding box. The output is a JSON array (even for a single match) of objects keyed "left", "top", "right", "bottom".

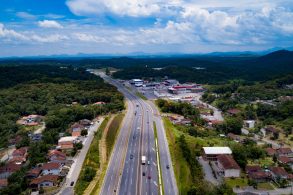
[
  {"left": 105, "top": 67, "right": 110, "bottom": 75},
  {"left": 224, "top": 117, "right": 243, "bottom": 135},
  {"left": 81, "top": 129, "right": 88, "bottom": 136}
]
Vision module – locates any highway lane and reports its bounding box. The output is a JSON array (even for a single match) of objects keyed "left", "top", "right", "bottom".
[
  {"left": 147, "top": 101, "right": 178, "bottom": 195},
  {"left": 97, "top": 72, "right": 176, "bottom": 195}
]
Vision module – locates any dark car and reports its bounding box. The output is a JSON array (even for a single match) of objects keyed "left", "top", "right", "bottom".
[
  {"left": 142, "top": 172, "right": 145, "bottom": 176},
  {"left": 130, "top": 154, "right": 133, "bottom": 159},
  {"left": 148, "top": 176, "right": 151, "bottom": 179},
  {"left": 166, "top": 165, "right": 170, "bottom": 169},
  {"left": 70, "top": 181, "right": 74, "bottom": 186}
]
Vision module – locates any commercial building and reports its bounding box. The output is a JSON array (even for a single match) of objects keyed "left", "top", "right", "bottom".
[
  {"left": 202, "top": 147, "right": 232, "bottom": 161},
  {"left": 216, "top": 154, "right": 241, "bottom": 178}
]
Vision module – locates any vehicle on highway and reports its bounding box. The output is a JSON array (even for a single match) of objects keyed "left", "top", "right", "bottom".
[
  {"left": 136, "top": 104, "right": 139, "bottom": 107},
  {"left": 148, "top": 175, "right": 151, "bottom": 179},
  {"left": 142, "top": 172, "right": 145, "bottom": 176},
  {"left": 141, "top": 155, "right": 146, "bottom": 165},
  {"left": 147, "top": 160, "right": 150, "bottom": 165},
  {"left": 70, "top": 181, "right": 74, "bottom": 186},
  {"left": 130, "top": 154, "right": 133, "bottom": 159},
  {"left": 166, "top": 165, "right": 170, "bottom": 169},
  {"left": 135, "top": 111, "right": 137, "bottom": 115}
]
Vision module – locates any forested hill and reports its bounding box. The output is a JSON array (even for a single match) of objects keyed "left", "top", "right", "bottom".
[{"left": 0, "top": 65, "right": 124, "bottom": 148}]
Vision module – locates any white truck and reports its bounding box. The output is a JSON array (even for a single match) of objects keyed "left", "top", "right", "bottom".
[{"left": 141, "top": 156, "right": 146, "bottom": 165}]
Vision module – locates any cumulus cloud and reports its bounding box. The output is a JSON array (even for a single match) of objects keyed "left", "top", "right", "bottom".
[
  {"left": 0, "top": 23, "right": 67, "bottom": 43},
  {"left": 38, "top": 20, "right": 63, "bottom": 29}
]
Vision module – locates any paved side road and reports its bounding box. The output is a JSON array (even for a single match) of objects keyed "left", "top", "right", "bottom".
[{"left": 59, "top": 117, "right": 104, "bottom": 195}]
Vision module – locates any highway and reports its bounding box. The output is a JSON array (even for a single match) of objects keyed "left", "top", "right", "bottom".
[{"left": 97, "top": 72, "right": 177, "bottom": 195}]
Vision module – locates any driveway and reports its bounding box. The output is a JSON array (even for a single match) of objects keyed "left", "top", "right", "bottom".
[{"left": 198, "top": 156, "right": 221, "bottom": 185}]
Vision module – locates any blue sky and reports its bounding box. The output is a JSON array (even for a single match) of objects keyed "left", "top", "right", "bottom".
[{"left": 1, "top": 0, "right": 293, "bottom": 57}]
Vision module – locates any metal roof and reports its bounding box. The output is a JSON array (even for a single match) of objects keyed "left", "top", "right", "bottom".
[{"left": 203, "top": 147, "right": 232, "bottom": 155}]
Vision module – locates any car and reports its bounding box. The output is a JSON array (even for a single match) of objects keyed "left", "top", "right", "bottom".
[
  {"left": 147, "top": 161, "right": 150, "bottom": 165},
  {"left": 130, "top": 154, "right": 133, "bottom": 159},
  {"left": 142, "top": 172, "right": 145, "bottom": 176},
  {"left": 148, "top": 176, "right": 151, "bottom": 179},
  {"left": 70, "top": 181, "right": 74, "bottom": 186},
  {"left": 133, "top": 135, "right": 135, "bottom": 139},
  {"left": 166, "top": 165, "right": 170, "bottom": 169}
]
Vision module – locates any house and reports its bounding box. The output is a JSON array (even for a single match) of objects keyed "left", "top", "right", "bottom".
[
  {"left": 216, "top": 154, "right": 241, "bottom": 178},
  {"left": 244, "top": 120, "right": 255, "bottom": 129},
  {"left": 41, "top": 162, "right": 62, "bottom": 175},
  {"left": 227, "top": 108, "right": 241, "bottom": 115},
  {"left": 9, "top": 147, "right": 28, "bottom": 165},
  {"left": 0, "top": 179, "right": 8, "bottom": 189},
  {"left": 26, "top": 168, "right": 41, "bottom": 179},
  {"left": 277, "top": 156, "right": 292, "bottom": 165},
  {"left": 48, "top": 150, "right": 66, "bottom": 164},
  {"left": 277, "top": 148, "right": 292, "bottom": 156},
  {"left": 30, "top": 175, "right": 59, "bottom": 189},
  {"left": 202, "top": 147, "right": 232, "bottom": 161},
  {"left": 0, "top": 163, "right": 22, "bottom": 179},
  {"left": 227, "top": 133, "right": 243, "bottom": 143},
  {"left": 8, "top": 135, "right": 22, "bottom": 146},
  {"left": 269, "top": 167, "right": 288, "bottom": 180},
  {"left": 245, "top": 165, "right": 261, "bottom": 174},
  {"left": 71, "top": 123, "right": 84, "bottom": 137},
  {"left": 58, "top": 136, "right": 76, "bottom": 150},
  {"left": 79, "top": 119, "right": 92, "bottom": 127},
  {"left": 265, "top": 126, "right": 279, "bottom": 135},
  {"left": 17, "top": 115, "right": 43, "bottom": 126},
  {"left": 265, "top": 148, "right": 277, "bottom": 156},
  {"left": 248, "top": 171, "right": 271, "bottom": 183}
]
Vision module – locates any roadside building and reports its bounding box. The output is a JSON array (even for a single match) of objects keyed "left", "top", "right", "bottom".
[
  {"left": 48, "top": 150, "right": 67, "bottom": 164},
  {"left": 41, "top": 162, "right": 62, "bottom": 175},
  {"left": 164, "top": 79, "right": 179, "bottom": 86},
  {"left": 30, "top": 175, "right": 59, "bottom": 190},
  {"left": 216, "top": 154, "right": 241, "bottom": 178},
  {"left": 277, "top": 156, "right": 292, "bottom": 165},
  {"left": 202, "top": 147, "right": 232, "bottom": 161},
  {"left": 130, "top": 79, "right": 143, "bottom": 87},
  {"left": 58, "top": 136, "right": 76, "bottom": 151},
  {"left": 71, "top": 123, "right": 84, "bottom": 137}
]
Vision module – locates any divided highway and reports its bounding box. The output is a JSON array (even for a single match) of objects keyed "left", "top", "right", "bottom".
[{"left": 97, "top": 72, "right": 177, "bottom": 195}]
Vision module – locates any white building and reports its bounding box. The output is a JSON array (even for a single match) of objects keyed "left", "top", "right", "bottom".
[
  {"left": 130, "top": 79, "right": 143, "bottom": 87},
  {"left": 244, "top": 120, "right": 255, "bottom": 129},
  {"left": 202, "top": 147, "right": 232, "bottom": 161}
]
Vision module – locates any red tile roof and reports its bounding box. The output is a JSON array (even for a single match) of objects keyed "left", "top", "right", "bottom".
[
  {"left": 26, "top": 168, "right": 41, "bottom": 177},
  {"left": 245, "top": 165, "right": 261, "bottom": 173},
  {"left": 249, "top": 171, "right": 271, "bottom": 180},
  {"left": 269, "top": 167, "right": 288, "bottom": 177},
  {"left": 227, "top": 108, "right": 241, "bottom": 115},
  {"left": 0, "top": 162, "right": 22, "bottom": 174},
  {"left": 217, "top": 154, "right": 240, "bottom": 170},
  {"left": 48, "top": 150, "right": 66, "bottom": 158},
  {"left": 30, "top": 175, "right": 59, "bottom": 185},
  {"left": 278, "top": 156, "right": 292, "bottom": 164},
  {"left": 41, "top": 162, "right": 61, "bottom": 170},
  {"left": 265, "top": 148, "right": 277, "bottom": 156},
  {"left": 12, "top": 147, "right": 28, "bottom": 157},
  {"left": 0, "top": 179, "right": 8, "bottom": 187},
  {"left": 277, "top": 148, "right": 292, "bottom": 155}
]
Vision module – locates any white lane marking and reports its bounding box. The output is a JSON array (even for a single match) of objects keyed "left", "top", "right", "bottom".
[
  {"left": 153, "top": 162, "right": 156, "bottom": 166},
  {"left": 153, "top": 181, "right": 158, "bottom": 186},
  {"left": 131, "top": 178, "right": 133, "bottom": 185}
]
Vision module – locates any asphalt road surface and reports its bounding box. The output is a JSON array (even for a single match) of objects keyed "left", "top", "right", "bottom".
[{"left": 97, "top": 72, "right": 177, "bottom": 195}]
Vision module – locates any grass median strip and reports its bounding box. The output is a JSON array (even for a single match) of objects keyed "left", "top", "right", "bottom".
[
  {"left": 135, "top": 91, "right": 147, "bottom": 100},
  {"left": 74, "top": 117, "right": 109, "bottom": 195},
  {"left": 153, "top": 121, "right": 164, "bottom": 195}
]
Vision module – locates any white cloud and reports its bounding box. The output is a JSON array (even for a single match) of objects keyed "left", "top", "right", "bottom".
[
  {"left": 0, "top": 23, "right": 28, "bottom": 41},
  {"left": 16, "top": 12, "right": 37, "bottom": 20},
  {"left": 38, "top": 20, "right": 63, "bottom": 29}
]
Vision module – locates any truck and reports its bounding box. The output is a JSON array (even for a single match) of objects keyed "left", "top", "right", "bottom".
[{"left": 141, "top": 156, "right": 146, "bottom": 165}]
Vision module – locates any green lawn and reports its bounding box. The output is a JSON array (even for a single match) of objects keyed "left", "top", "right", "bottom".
[
  {"left": 225, "top": 178, "right": 248, "bottom": 188},
  {"left": 258, "top": 182, "right": 274, "bottom": 190},
  {"left": 106, "top": 113, "right": 124, "bottom": 158},
  {"left": 248, "top": 157, "right": 275, "bottom": 167},
  {"left": 135, "top": 91, "right": 147, "bottom": 100},
  {"left": 74, "top": 117, "right": 109, "bottom": 195}
]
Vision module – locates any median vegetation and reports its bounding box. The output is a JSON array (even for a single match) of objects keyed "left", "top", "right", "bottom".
[{"left": 106, "top": 113, "right": 124, "bottom": 158}]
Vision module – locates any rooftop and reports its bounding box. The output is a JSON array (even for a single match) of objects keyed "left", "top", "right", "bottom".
[
  {"left": 58, "top": 136, "right": 76, "bottom": 143},
  {"left": 30, "top": 175, "right": 59, "bottom": 185},
  {"left": 203, "top": 147, "right": 232, "bottom": 155},
  {"left": 217, "top": 154, "right": 240, "bottom": 170},
  {"left": 41, "top": 162, "right": 61, "bottom": 170}
]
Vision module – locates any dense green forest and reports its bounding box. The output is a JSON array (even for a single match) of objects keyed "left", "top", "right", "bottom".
[
  {"left": 1, "top": 50, "right": 293, "bottom": 84},
  {"left": 0, "top": 65, "right": 124, "bottom": 148}
]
